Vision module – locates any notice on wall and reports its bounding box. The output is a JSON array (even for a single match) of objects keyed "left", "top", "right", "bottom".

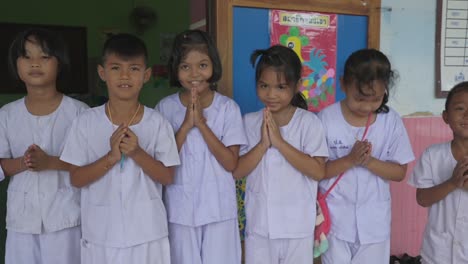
[
  {"left": 270, "top": 9, "right": 337, "bottom": 112},
  {"left": 438, "top": 0, "right": 468, "bottom": 94}
]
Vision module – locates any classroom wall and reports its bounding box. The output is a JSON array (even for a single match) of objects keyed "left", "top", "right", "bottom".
[
  {"left": 381, "top": 0, "right": 451, "bottom": 257},
  {"left": 0, "top": 0, "right": 189, "bottom": 107},
  {"left": 382, "top": 0, "right": 443, "bottom": 116}
]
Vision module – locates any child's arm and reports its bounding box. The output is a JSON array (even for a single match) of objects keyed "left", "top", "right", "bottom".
[
  {"left": 365, "top": 158, "right": 408, "bottom": 182},
  {"left": 196, "top": 122, "right": 239, "bottom": 172},
  {"left": 69, "top": 152, "right": 119, "bottom": 187},
  {"left": 193, "top": 95, "right": 239, "bottom": 172},
  {"left": 175, "top": 101, "right": 195, "bottom": 152},
  {"left": 0, "top": 157, "right": 27, "bottom": 177},
  {"left": 266, "top": 110, "right": 326, "bottom": 181},
  {"left": 70, "top": 124, "right": 126, "bottom": 187},
  {"left": 233, "top": 116, "right": 270, "bottom": 179},
  {"left": 120, "top": 128, "right": 174, "bottom": 185},
  {"left": 0, "top": 144, "right": 72, "bottom": 176},
  {"left": 416, "top": 157, "right": 468, "bottom": 207}
]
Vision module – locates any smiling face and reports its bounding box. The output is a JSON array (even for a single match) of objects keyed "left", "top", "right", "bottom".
[
  {"left": 256, "top": 66, "right": 297, "bottom": 114},
  {"left": 177, "top": 49, "right": 213, "bottom": 96},
  {"left": 98, "top": 53, "right": 151, "bottom": 102},
  {"left": 16, "top": 38, "right": 59, "bottom": 90},
  {"left": 443, "top": 90, "right": 468, "bottom": 140}
]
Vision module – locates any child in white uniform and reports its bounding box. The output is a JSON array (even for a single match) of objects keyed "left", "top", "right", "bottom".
[
  {"left": 233, "top": 45, "right": 329, "bottom": 264},
  {"left": 408, "top": 82, "right": 468, "bottom": 264},
  {"left": 318, "top": 49, "right": 414, "bottom": 264},
  {"left": 155, "top": 30, "right": 247, "bottom": 264},
  {"left": 60, "top": 34, "right": 180, "bottom": 264},
  {"left": 0, "top": 28, "right": 88, "bottom": 264}
]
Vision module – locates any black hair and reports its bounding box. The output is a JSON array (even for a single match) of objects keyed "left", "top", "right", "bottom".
[
  {"left": 167, "top": 29, "right": 222, "bottom": 90},
  {"left": 101, "top": 33, "right": 148, "bottom": 65},
  {"left": 7, "top": 28, "right": 70, "bottom": 89},
  {"left": 445, "top": 81, "right": 468, "bottom": 111},
  {"left": 343, "top": 48, "right": 397, "bottom": 113},
  {"left": 250, "top": 45, "right": 307, "bottom": 110}
]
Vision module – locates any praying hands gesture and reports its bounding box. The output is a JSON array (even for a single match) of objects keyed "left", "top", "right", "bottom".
[
  {"left": 181, "top": 87, "right": 207, "bottom": 130},
  {"left": 347, "top": 140, "right": 372, "bottom": 167},
  {"left": 23, "top": 144, "right": 51, "bottom": 171},
  {"left": 262, "top": 108, "right": 285, "bottom": 148},
  {"left": 451, "top": 157, "right": 468, "bottom": 189}
]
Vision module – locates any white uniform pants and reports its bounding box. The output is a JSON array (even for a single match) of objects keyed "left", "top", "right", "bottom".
[
  {"left": 321, "top": 234, "right": 390, "bottom": 264},
  {"left": 80, "top": 236, "right": 170, "bottom": 264},
  {"left": 244, "top": 232, "right": 314, "bottom": 264},
  {"left": 169, "top": 219, "right": 241, "bottom": 264},
  {"left": 5, "top": 226, "right": 81, "bottom": 264}
]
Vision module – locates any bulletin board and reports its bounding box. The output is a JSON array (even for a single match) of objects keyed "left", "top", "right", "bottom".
[
  {"left": 436, "top": 0, "right": 468, "bottom": 97},
  {"left": 209, "top": 0, "right": 381, "bottom": 241}
]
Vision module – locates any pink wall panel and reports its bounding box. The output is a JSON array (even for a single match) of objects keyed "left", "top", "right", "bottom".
[{"left": 390, "top": 116, "right": 452, "bottom": 256}]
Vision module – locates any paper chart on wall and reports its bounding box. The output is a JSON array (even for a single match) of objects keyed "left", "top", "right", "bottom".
[{"left": 440, "top": 0, "right": 468, "bottom": 92}]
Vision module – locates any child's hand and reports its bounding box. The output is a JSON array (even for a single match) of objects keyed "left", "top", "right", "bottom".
[
  {"left": 109, "top": 124, "right": 126, "bottom": 163},
  {"left": 181, "top": 98, "right": 195, "bottom": 130},
  {"left": 260, "top": 109, "right": 271, "bottom": 148},
  {"left": 23, "top": 144, "right": 50, "bottom": 171},
  {"left": 264, "top": 108, "right": 284, "bottom": 148},
  {"left": 192, "top": 88, "right": 206, "bottom": 128},
  {"left": 347, "top": 140, "right": 372, "bottom": 166},
  {"left": 451, "top": 157, "right": 468, "bottom": 189},
  {"left": 119, "top": 128, "right": 142, "bottom": 158}
]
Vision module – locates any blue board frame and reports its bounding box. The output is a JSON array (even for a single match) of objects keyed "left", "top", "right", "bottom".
[{"left": 233, "top": 7, "right": 368, "bottom": 114}]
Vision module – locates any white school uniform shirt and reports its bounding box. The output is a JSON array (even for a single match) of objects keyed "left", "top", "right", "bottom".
[
  {"left": 155, "top": 92, "right": 247, "bottom": 226},
  {"left": 0, "top": 96, "right": 88, "bottom": 234},
  {"left": 60, "top": 105, "right": 180, "bottom": 248},
  {"left": 318, "top": 102, "right": 414, "bottom": 244},
  {"left": 241, "top": 108, "right": 329, "bottom": 239},
  {"left": 408, "top": 142, "right": 468, "bottom": 264}
]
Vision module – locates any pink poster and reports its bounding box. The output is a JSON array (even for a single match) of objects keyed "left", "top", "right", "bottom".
[{"left": 270, "top": 10, "right": 337, "bottom": 112}]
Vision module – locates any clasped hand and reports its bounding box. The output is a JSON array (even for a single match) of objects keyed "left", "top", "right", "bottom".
[
  {"left": 451, "top": 157, "right": 468, "bottom": 190},
  {"left": 109, "top": 125, "right": 141, "bottom": 163},
  {"left": 182, "top": 87, "right": 206, "bottom": 129},
  {"left": 260, "top": 108, "right": 285, "bottom": 149},
  {"left": 347, "top": 140, "right": 372, "bottom": 167},
  {"left": 22, "top": 144, "right": 50, "bottom": 171}
]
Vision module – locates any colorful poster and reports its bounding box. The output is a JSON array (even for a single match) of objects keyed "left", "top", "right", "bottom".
[{"left": 270, "top": 10, "right": 337, "bottom": 112}]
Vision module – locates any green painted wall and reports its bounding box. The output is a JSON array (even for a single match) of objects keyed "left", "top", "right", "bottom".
[
  {"left": 0, "top": 0, "right": 188, "bottom": 262},
  {"left": 0, "top": 0, "right": 188, "bottom": 107}
]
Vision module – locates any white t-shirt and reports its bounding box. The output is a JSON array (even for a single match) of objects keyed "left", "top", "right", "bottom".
[
  {"left": 60, "top": 105, "right": 180, "bottom": 248},
  {"left": 318, "top": 102, "right": 414, "bottom": 244},
  {"left": 408, "top": 141, "right": 468, "bottom": 263},
  {"left": 241, "top": 108, "right": 329, "bottom": 239},
  {"left": 155, "top": 92, "right": 247, "bottom": 226},
  {"left": 0, "top": 96, "right": 88, "bottom": 234}
]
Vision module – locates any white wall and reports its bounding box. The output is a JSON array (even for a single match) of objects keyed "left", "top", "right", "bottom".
[{"left": 381, "top": 0, "right": 445, "bottom": 116}]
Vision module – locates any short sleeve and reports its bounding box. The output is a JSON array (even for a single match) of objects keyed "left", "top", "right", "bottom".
[
  {"left": 408, "top": 148, "right": 435, "bottom": 188},
  {"left": 221, "top": 101, "right": 247, "bottom": 147},
  {"left": 239, "top": 113, "right": 259, "bottom": 156},
  {"left": 0, "top": 108, "right": 12, "bottom": 159},
  {"left": 302, "top": 113, "right": 329, "bottom": 158},
  {"left": 0, "top": 108, "right": 11, "bottom": 181},
  {"left": 154, "top": 118, "right": 180, "bottom": 167},
  {"left": 60, "top": 116, "right": 89, "bottom": 166},
  {"left": 386, "top": 114, "right": 414, "bottom": 165}
]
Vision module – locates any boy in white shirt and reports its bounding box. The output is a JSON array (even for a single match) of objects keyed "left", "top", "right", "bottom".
[
  {"left": 408, "top": 81, "right": 468, "bottom": 264},
  {"left": 61, "top": 33, "right": 180, "bottom": 264}
]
